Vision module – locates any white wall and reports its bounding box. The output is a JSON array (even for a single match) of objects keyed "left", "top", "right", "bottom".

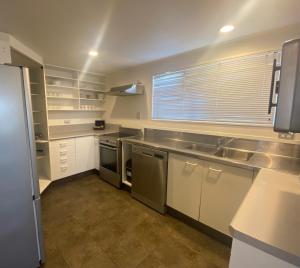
[
  {"left": 0, "top": 32, "right": 43, "bottom": 65},
  {"left": 105, "top": 24, "right": 300, "bottom": 143},
  {"left": 0, "top": 32, "right": 11, "bottom": 64}
]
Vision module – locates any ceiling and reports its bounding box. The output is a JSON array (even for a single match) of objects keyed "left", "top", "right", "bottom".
[{"left": 1, "top": 0, "right": 300, "bottom": 73}]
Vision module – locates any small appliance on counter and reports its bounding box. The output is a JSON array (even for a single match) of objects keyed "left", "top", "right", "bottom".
[{"left": 93, "top": 120, "right": 105, "bottom": 130}]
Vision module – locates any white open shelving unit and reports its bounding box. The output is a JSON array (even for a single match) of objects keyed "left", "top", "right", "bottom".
[
  {"left": 11, "top": 49, "right": 52, "bottom": 193},
  {"left": 45, "top": 65, "right": 107, "bottom": 127}
]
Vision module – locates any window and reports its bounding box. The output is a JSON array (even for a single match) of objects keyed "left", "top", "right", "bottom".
[{"left": 152, "top": 51, "right": 279, "bottom": 125}]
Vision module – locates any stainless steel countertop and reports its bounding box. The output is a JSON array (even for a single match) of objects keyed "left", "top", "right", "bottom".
[
  {"left": 123, "top": 135, "right": 300, "bottom": 265},
  {"left": 122, "top": 137, "right": 300, "bottom": 175}
]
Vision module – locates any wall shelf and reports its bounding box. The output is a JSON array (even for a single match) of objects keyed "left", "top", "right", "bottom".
[
  {"left": 79, "top": 88, "right": 107, "bottom": 93},
  {"left": 37, "top": 155, "right": 46, "bottom": 160},
  {"left": 45, "top": 65, "right": 106, "bottom": 138},
  {"left": 80, "top": 98, "right": 104, "bottom": 101},
  {"left": 79, "top": 79, "right": 105, "bottom": 85},
  {"left": 12, "top": 50, "right": 51, "bottom": 190},
  {"left": 48, "top": 109, "right": 105, "bottom": 112},
  {"left": 46, "top": 75, "right": 77, "bottom": 81},
  {"left": 47, "top": 96, "right": 78, "bottom": 100},
  {"left": 46, "top": 84, "right": 78, "bottom": 90},
  {"left": 39, "top": 177, "right": 51, "bottom": 194},
  {"left": 49, "top": 122, "right": 97, "bottom": 127},
  {"left": 35, "top": 139, "right": 48, "bottom": 144}
]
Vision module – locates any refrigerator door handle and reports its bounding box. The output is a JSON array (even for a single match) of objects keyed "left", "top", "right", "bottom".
[
  {"left": 268, "top": 59, "right": 281, "bottom": 114},
  {"left": 21, "top": 67, "right": 41, "bottom": 199}
]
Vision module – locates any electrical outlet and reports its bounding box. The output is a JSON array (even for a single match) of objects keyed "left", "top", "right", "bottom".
[
  {"left": 136, "top": 112, "right": 141, "bottom": 119},
  {"left": 278, "top": 132, "right": 294, "bottom": 140}
]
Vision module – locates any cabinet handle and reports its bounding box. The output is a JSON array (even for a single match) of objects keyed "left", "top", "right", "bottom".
[
  {"left": 185, "top": 161, "right": 197, "bottom": 167},
  {"left": 207, "top": 167, "right": 222, "bottom": 182},
  {"left": 60, "top": 167, "right": 68, "bottom": 172},
  {"left": 208, "top": 167, "right": 222, "bottom": 173},
  {"left": 60, "top": 158, "right": 67, "bottom": 163}
]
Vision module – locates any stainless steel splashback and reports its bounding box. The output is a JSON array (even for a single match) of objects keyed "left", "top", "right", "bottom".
[
  {"left": 144, "top": 128, "right": 222, "bottom": 146},
  {"left": 144, "top": 128, "right": 300, "bottom": 159}
]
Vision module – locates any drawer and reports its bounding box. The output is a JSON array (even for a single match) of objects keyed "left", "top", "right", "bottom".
[{"left": 50, "top": 138, "right": 76, "bottom": 180}]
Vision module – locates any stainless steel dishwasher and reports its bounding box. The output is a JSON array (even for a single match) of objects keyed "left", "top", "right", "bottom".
[{"left": 131, "top": 145, "right": 168, "bottom": 214}]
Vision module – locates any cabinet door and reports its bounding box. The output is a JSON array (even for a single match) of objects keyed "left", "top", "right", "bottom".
[
  {"left": 94, "top": 136, "right": 100, "bottom": 170},
  {"left": 75, "top": 136, "right": 95, "bottom": 173},
  {"left": 49, "top": 139, "right": 76, "bottom": 180},
  {"left": 167, "top": 153, "right": 204, "bottom": 220},
  {"left": 199, "top": 162, "right": 253, "bottom": 235}
]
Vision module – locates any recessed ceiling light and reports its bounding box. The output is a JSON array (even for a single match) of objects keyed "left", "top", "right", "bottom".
[
  {"left": 220, "top": 25, "right": 234, "bottom": 33},
  {"left": 89, "top": 50, "right": 98, "bottom": 56}
]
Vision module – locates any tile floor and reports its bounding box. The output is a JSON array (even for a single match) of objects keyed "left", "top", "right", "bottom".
[{"left": 41, "top": 174, "right": 230, "bottom": 268}]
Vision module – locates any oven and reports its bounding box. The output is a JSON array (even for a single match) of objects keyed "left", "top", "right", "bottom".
[
  {"left": 99, "top": 142, "right": 122, "bottom": 188},
  {"left": 98, "top": 128, "right": 143, "bottom": 188}
]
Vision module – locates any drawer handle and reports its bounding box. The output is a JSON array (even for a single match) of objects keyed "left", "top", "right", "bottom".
[
  {"left": 208, "top": 167, "right": 222, "bottom": 173},
  {"left": 60, "top": 167, "right": 68, "bottom": 172},
  {"left": 59, "top": 143, "right": 67, "bottom": 148},
  {"left": 185, "top": 161, "right": 197, "bottom": 167},
  {"left": 60, "top": 158, "right": 67, "bottom": 163},
  {"left": 59, "top": 151, "right": 67, "bottom": 155}
]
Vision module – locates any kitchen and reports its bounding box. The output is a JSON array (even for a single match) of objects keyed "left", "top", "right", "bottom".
[{"left": 0, "top": 1, "right": 300, "bottom": 267}]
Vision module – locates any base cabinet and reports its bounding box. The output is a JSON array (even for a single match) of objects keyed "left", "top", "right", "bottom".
[
  {"left": 229, "top": 239, "right": 297, "bottom": 268},
  {"left": 199, "top": 162, "right": 253, "bottom": 235},
  {"left": 50, "top": 136, "right": 97, "bottom": 180},
  {"left": 75, "top": 136, "right": 95, "bottom": 173},
  {"left": 49, "top": 138, "right": 76, "bottom": 180},
  {"left": 167, "top": 153, "right": 254, "bottom": 235},
  {"left": 167, "top": 153, "right": 204, "bottom": 220}
]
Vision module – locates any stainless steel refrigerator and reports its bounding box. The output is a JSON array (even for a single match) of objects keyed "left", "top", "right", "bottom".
[{"left": 0, "top": 64, "right": 44, "bottom": 267}]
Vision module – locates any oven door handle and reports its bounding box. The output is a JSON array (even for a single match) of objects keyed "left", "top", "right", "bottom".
[{"left": 100, "top": 144, "right": 117, "bottom": 151}]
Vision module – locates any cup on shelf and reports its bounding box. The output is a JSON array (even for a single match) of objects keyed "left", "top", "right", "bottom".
[{"left": 97, "top": 93, "right": 104, "bottom": 100}]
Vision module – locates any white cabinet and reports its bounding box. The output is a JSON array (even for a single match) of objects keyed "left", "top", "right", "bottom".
[
  {"left": 167, "top": 153, "right": 205, "bottom": 220},
  {"left": 94, "top": 136, "right": 100, "bottom": 170},
  {"left": 229, "top": 238, "right": 297, "bottom": 268},
  {"left": 50, "top": 135, "right": 98, "bottom": 180},
  {"left": 166, "top": 153, "right": 254, "bottom": 236},
  {"left": 49, "top": 138, "right": 76, "bottom": 180},
  {"left": 199, "top": 161, "right": 253, "bottom": 235},
  {"left": 75, "top": 136, "right": 95, "bottom": 173}
]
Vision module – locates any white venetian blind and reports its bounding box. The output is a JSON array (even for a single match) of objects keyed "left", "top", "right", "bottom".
[{"left": 152, "top": 51, "right": 279, "bottom": 125}]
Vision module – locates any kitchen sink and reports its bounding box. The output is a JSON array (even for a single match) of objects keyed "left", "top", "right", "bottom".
[{"left": 214, "top": 148, "right": 254, "bottom": 161}]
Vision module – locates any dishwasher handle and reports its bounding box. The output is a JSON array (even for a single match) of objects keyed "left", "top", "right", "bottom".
[
  {"left": 142, "top": 151, "right": 153, "bottom": 157},
  {"left": 133, "top": 145, "right": 167, "bottom": 160}
]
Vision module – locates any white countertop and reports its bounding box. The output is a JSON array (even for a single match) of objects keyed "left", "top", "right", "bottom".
[{"left": 230, "top": 168, "right": 300, "bottom": 266}]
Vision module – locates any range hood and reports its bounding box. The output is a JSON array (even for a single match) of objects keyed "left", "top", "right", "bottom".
[{"left": 107, "top": 82, "right": 145, "bottom": 96}]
